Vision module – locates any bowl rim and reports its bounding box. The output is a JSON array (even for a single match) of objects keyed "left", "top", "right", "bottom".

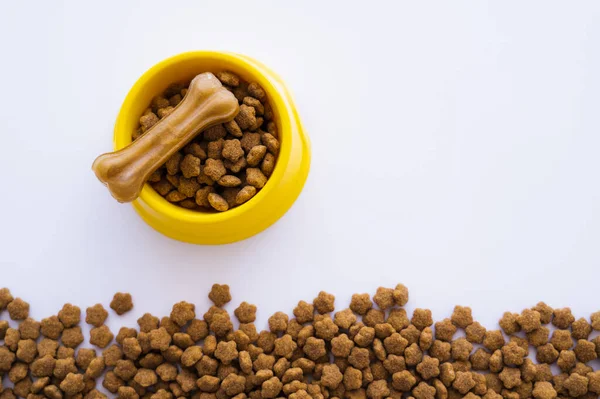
[{"left": 114, "top": 51, "right": 292, "bottom": 223}]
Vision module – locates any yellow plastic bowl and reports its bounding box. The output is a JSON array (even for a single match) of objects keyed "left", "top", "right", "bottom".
[{"left": 113, "top": 51, "right": 311, "bottom": 245}]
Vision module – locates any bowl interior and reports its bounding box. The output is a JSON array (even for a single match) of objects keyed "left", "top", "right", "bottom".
[{"left": 115, "top": 52, "right": 287, "bottom": 221}]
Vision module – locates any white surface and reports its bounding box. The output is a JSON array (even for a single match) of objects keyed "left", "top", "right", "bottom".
[{"left": 0, "top": 1, "right": 599, "bottom": 332}]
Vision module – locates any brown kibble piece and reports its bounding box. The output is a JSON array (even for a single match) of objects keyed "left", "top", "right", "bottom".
[
  {"left": 8, "top": 362, "right": 28, "bottom": 383},
  {"left": 574, "top": 339, "right": 597, "bottom": 363},
  {"left": 246, "top": 168, "right": 267, "bottom": 189},
  {"left": 390, "top": 284, "right": 409, "bottom": 307},
  {"left": 451, "top": 306, "right": 473, "bottom": 329},
  {"left": 90, "top": 325, "right": 114, "bottom": 348},
  {"left": 269, "top": 312, "right": 289, "bottom": 333},
  {"left": 180, "top": 154, "right": 201, "bottom": 178},
  {"left": 217, "top": 71, "right": 240, "bottom": 87},
  {"left": 240, "top": 132, "right": 261, "bottom": 152},
  {"left": 224, "top": 120, "right": 243, "bottom": 137},
  {"left": 234, "top": 302, "right": 257, "bottom": 323},
  {"left": 208, "top": 193, "right": 229, "bottom": 211},
  {"left": 591, "top": 311, "right": 600, "bottom": 330},
  {"left": 557, "top": 350, "right": 576, "bottom": 372},
  {"left": 372, "top": 287, "right": 394, "bottom": 310},
  {"left": 261, "top": 153, "right": 276, "bottom": 177},
  {"left": 18, "top": 317, "right": 40, "bottom": 340},
  {"left": 0, "top": 287, "right": 14, "bottom": 309},
  {"left": 262, "top": 376, "right": 283, "bottom": 399},
  {"left": 208, "top": 284, "right": 231, "bottom": 307},
  {"left": 215, "top": 340, "right": 238, "bottom": 364},
  {"left": 313, "top": 291, "right": 335, "bottom": 314},
  {"left": 60, "top": 372, "right": 85, "bottom": 395},
  {"left": 208, "top": 139, "right": 224, "bottom": 160},
  {"left": 334, "top": 308, "right": 357, "bottom": 329},
  {"left": 453, "top": 371, "right": 476, "bottom": 394},
  {"left": 321, "top": 364, "right": 343, "bottom": 389},
  {"left": 470, "top": 348, "right": 490, "bottom": 371},
  {"left": 412, "top": 308, "right": 433, "bottom": 330},
  {"left": 527, "top": 326, "right": 549, "bottom": 347},
  {"left": 498, "top": 367, "right": 521, "bottom": 389},
  {"left": 571, "top": 317, "right": 592, "bottom": 339},
  {"left": 114, "top": 359, "right": 138, "bottom": 381},
  {"left": 384, "top": 333, "right": 408, "bottom": 356},
  {"left": 350, "top": 294, "right": 372, "bottom": 315},
  {"left": 451, "top": 338, "right": 473, "bottom": 361},
  {"left": 392, "top": 370, "right": 416, "bottom": 392},
  {"left": 140, "top": 113, "right": 159, "bottom": 132},
  {"left": 204, "top": 159, "right": 227, "bottom": 181},
  {"left": 165, "top": 152, "right": 183, "bottom": 175},
  {"left": 417, "top": 355, "right": 440, "bottom": 380},
  {"left": 563, "top": 373, "right": 588, "bottom": 397},
  {"left": 173, "top": 332, "right": 194, "bottom": 348},
  {"left": 0, "top": 320, "right": 8, "bottom": 340},
  {"left": 366, "top": 379, "right": 390, "bottom": 399},
  {"left": 589, "top": 371, "right": 600, "bottom": 394},
  {"left": 483, "top": 330, "right": 505, "bottom": 352},
  {"left": 171, "top": 301, "right": 195, "bottom": 326},
  {"left": 303, "top": 337, "right": 326, "bottom": 361},
  {"left": 75, "top": 348, "right": 96, "bottom": 370},
  {"left": 7, "top": 298, "right": 29, "bottom": 320},
  {"left": 465, "top": 322, "right": 486, "bottom": 344},
  {"left": 56, "top": 345, "right": 75, "bottom": 359},
  {"left": 517, "top": 309, "right": 542, "bottom": 333},
  {"left": 37, "top": 338, "right": 58, "bottom": 358},
  {"left": 218, "top": 175, "right": 241, "bottom": 187},
  {"left": 536, "top": 343, "right": 559, "bottom": 364},
  {"left": 552, "top": 308, "right": 575, "bottom": 329},
  {"left": 246, "top": 145, "right": 267, "bottom": 167},
  {"left": 149, "top": 327, "right": 172, "bottom": 351},
  {"left": 435, "top": 319, "right": 457, "bottom": 342},
  {"left": 261, "top": 133, "right": 279, "bottom": 155},
  {"left": 4, "top": 328, "right": 19, "bottom": 351},
  {"left": 103, "top": 344, "right": 123, "bottom": 367},
  {"left": 550, "top": 329, "right": 573, "bottom": 351},
  {"left": 203, "top": 124, "right": 227, "bottom": 141},
  {"left": 157, "top": 106, "right": 174, "bottom": 118},
  {"left": 86, "top": 304, "right": 108, "bottom": 327},
  {"left": 195, "top": 186, "right": 215, "bottom": 208},
  {"left": 134, "top": 369, "right": 157, "bottom": 388},
  {"left": 135, "top": 314, "right": 158, "bottom": 334},
  {"left": 222, "top": 139, "right": 244, "bottom": 162},
  {"left": 185, "top": 142, "right": 207, "bottom": 160},
  {"left": 248, "top": 82, "right": 266, "bottom": 101},
  {"left": 235, "top": 104, "right": 256, "bottom": 130},
  {"left": 111, "top": 293, "right": 133, "bottom": 315},
  {"left": 153, "top": 179, "right": 173, "bottom": 196},
  {"left": 499, "top": 312, "right": 521, "bottom": 335},
  {"left": 532, "top": 302, "right": 553, "bottom": 324},
  {"left": 501, "top": 341, "right": 527, "bottom": 366},
  {"left": 122, "top": 336, "right": 142, "bottom": 360},
  {"left": 331, "top": 333, "right": 355, "bottom": 358},
  {"left": 86, "top": 356, "right": 105, "bottom": 379},
  {"left": 532, "top": 381, "right": 557, "bottom": 399},
  {"left": 62, "top": 326, "right": 84, "bottom": 348},
  {"left": 166, "top": 190, "right": 186, "bottom": 202}
]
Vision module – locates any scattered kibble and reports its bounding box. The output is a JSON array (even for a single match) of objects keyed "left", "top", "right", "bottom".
[
  {"left": 110, "top": 292, "right": 133, "bottom": 315},
  {"left": 136, "top": 72, "right": 280, "bottom": 212},
  {"left": 0, "top": 285, "right": 598, "bottom": 399}
]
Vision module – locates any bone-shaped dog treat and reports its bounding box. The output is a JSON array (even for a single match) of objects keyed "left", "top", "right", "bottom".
[{"left": 93, "top": 72, "right": 239, "bottom": 203}]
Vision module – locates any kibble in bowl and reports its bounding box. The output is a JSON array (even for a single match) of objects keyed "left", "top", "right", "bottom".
[{"left": 113, "top": 51, "right": 311, "bottom": 244}]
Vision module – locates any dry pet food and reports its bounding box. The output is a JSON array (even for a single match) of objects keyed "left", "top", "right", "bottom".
[
  {"left": 133, "top": 71, "right": 280, "bottom": 212},
  {"left": 0, "top": 286, "right": 598, "bottom": 399},
  {"left": 93, "top": 73, "right": 239, "bottom": 203}
]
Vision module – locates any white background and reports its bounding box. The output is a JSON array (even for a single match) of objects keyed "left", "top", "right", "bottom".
[{"left": 0, "top": 1, "right": 599, "bottom": 335}]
